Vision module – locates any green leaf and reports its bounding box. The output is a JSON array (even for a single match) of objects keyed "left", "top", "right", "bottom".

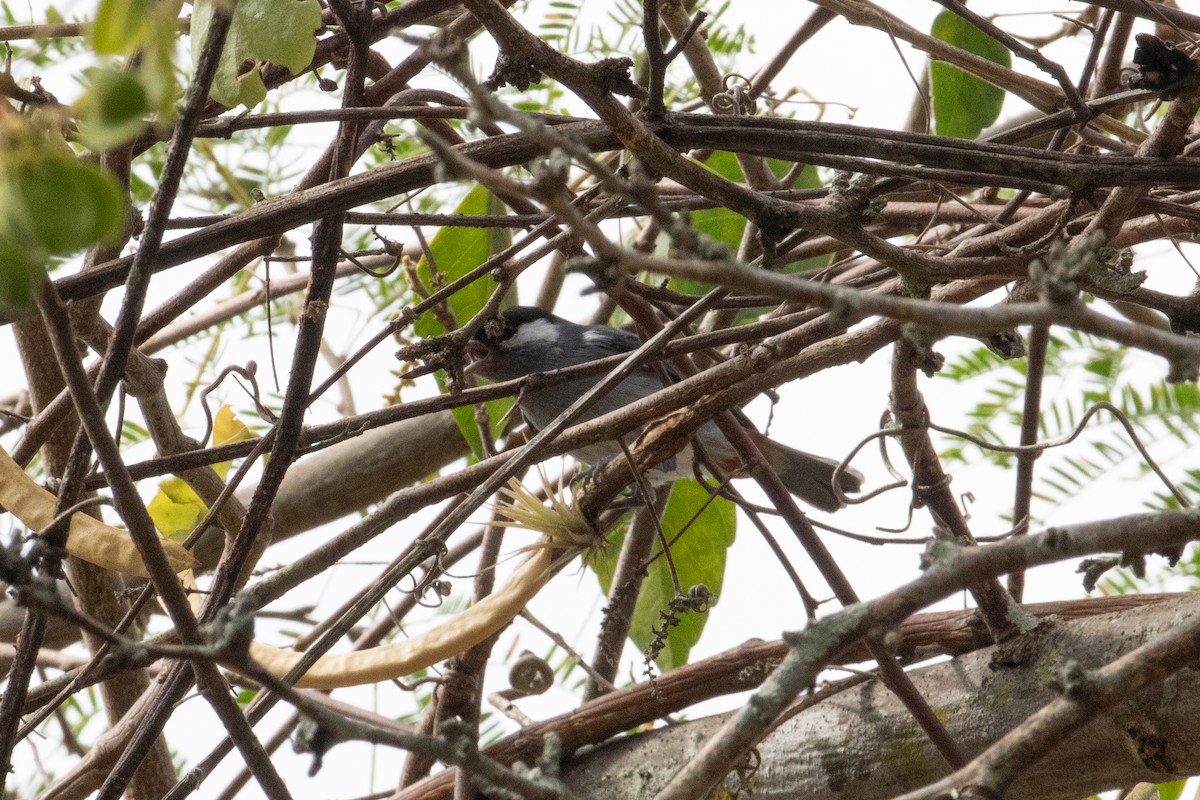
[
  {"left": 192, "top": 0, "right": 322, "bottom": 109},
  {"left": 56, "top": 158, "right": 127, "bottom": 247},
  {"left": 0, "top": 138, "right": 126, "bottom": 310},
  {"left": 0, "top": 237, "right": 46, "bottom": 314},
  {"left": 775, "top": 161, "right": 827, "bottom": 275},
  {"left": 8, "top": 159, "right": 119, "bottom": 253},
  {"left": 414, "top": 185, "right": 515, "bottom": 459},
  {"left": 591, "top": 480, "right": 736, "bottom": 671},
  {"left": 1158, "top": 779, "right": 1187, "bottom": 800},
  {"left": 91, "top": 0, "right": 181, "bottom": 115},
  {"left": 670, "top": 153, "right": 825, "bottom": 303},
  {"left": 691, "top": 151, "right": 746, "bottom": 242},
  {"left": 929, "top": 11, "right": 1010, "bottom": 139},
  {"left": 0, "top": 123, "right": 126, "bottom": 312},
  {"left": 92, "top": 0, "right": 152, "bottom": 55},
  {"left": 672, "top": 151, "right": 745, "bottom": 292},
  {"left": 75, "top": 67, "right": 151, "bottom": 150},
  {"left": 412, "top": 185, "right": 503, "bottom": 338}
]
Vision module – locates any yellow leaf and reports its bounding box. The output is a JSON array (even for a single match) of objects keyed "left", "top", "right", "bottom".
[
  {"left": 159, "top": 475, "right": 203, "bottom": 504},
  {"left": 212, "top": 405, "right": 257, "bottom": 478},
  {"left": 147, "top": 406, "right": 257, "bottom": 535},
  {"left": 214, "top": 405, "right": 256, "bottom": 446},
  {"left": 147, "top": 476, "right": 206, "bottom": 539}
]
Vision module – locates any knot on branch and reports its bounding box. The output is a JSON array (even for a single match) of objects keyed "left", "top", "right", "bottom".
[
  {"left": 625, "top": 157, "right": 665, "bottom": 205},
  {"left": 1049, "top": 659, "right": 1096, "bottom": 700},
  {"left": 1030, "top": 235, "right": 1103, "bottom": 303},
  {"left": 957, "top": 785, "right": 1005, "bottom": 800},
  {"left": 919, "top": 539, "right": 959, "bottom": 571},
  {"left": 982, "top": 329, "right": 1026, "bottom": 360},
  {"left": 900, "top": 325, "right": 945, "bottom": 377},
  {"left": 1126, "top": 33, "right": 1197, "bottom": 99},
  {"left": 1077, "top": 556, "right": 1120, "bottom": 593},
  {"left": 294, "top": 716, "right": 339, "bottom": 777},
  {"left": 437, "top": 665, "right": 480, "bottom": 699},
  {"left": 1089, "top": 245, "right": 1145, "bottom": 296},
  {"left": 587, "top": 56, "right": 647, "bottom": 100},
  {"left": 1167, "top": 280, "right": 1200, "bottom": 335},
  {"left": 204, "top": 595, "right": 256, "bottom": 660},
  {"left": 1039, "top": 526, "right": 1071, "bottom": 555},
  {"left": 826, "top": 172, "right": 884, "bottom": 225},
  {"left": 395, "top": 334, "right": 466, "bottom": 391},
  {"left": 0, "top": 536, "right": 36, "bottom": 587},
  {"left": 749, "top": 339, "right": 780, "bottom": 370},
  {"left": 667, "top": 213, "right": 732, "bottom": 263},
  {"left": 1166, "top": 351, "right": 1200, "bottom": 385},
  {"left": 510, "top": 731, "right": 568, "bottom": 790},
  {"left": 1, "top": 535, "right": 65, "bottom": 608},
  {"left": 484, "top": 51, "right": 543, "bottom": 91}
]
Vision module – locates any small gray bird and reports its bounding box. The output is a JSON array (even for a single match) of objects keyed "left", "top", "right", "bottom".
[{"left": 465, "top": 306, "right": 862, "bottom": 512}]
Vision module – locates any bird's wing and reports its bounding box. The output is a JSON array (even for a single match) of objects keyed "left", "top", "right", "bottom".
[
  {"left": 582, "top": 324, "right": 697, "bottom": 391},
  {"left": 585, "top": 322, "right": 763, "bottom": 428},
  {"left": 581, "top": 325, "right": 643, "bottom": 355}
]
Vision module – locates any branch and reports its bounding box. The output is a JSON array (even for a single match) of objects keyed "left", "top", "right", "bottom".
[
  {"left": 566, "top": 595, "right": 1200, "bottom": 800},
  {"left": 393, "top": 593, "right": 1183, "bottom": 800},
  {"left": 651, "top": 506, "right": 1200, "bottom": 800}
]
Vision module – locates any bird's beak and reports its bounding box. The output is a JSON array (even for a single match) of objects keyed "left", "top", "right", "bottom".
[{"left": 463, "top": 340, "right": 490, "bottom": 376}]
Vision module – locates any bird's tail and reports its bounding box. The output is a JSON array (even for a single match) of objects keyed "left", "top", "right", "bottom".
[{"left": 755, "top": 433, "right": 862, "bottom": 513}]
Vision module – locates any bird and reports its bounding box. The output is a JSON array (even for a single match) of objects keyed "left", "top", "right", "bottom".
[{"left": 464, "top": 306, "right": 862, "bottom": 512}]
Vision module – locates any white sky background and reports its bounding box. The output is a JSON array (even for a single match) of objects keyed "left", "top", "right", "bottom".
[{"left": 4, "top": 1, "right": 1200, "bottom": 798}]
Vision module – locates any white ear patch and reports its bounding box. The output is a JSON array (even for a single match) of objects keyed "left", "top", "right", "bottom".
[{"left": 506, "top": 317, "right": 559, "bottom": 349}]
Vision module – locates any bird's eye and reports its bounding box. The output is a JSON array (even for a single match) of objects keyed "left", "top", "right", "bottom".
[{"left": 496, "top": 317, "right": 534, "bottom": 344}]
